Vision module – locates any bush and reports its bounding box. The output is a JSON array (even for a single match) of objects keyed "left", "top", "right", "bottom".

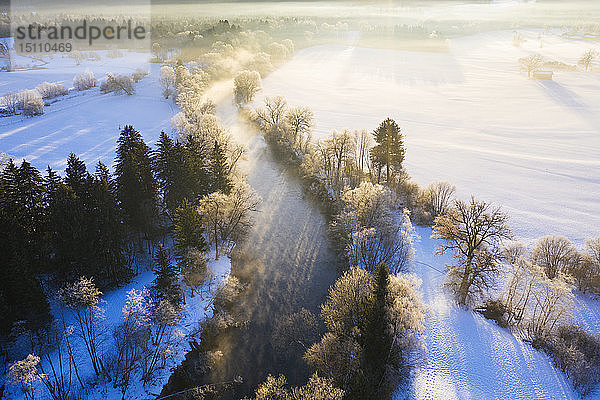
[
  {"left": 100, "top": 73, "right": 135, "bottom": 95},
  {"left": 131, "top": 67, "right": 148, "bottom": 83},
  {"left": 533, "top": 325, "right": 600, "bottom": 396},
  {"left": 1, "top": 91, "right": 20, "bottom": 114},
  {"left": 476, "top": 299, "right": 508, "bottom": 328},
  {"left": 21, "top": 97, "right": 45, "bottom": 116},
  {"left": 35, "top": 82, "right": 68, "bottom": 99},
  {"left": 73, "top": 69, "right": 97, "bottom": 91}
]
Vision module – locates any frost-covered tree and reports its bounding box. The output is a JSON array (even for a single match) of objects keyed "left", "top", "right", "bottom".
[
  {"left": 502, "top": 240, "right": 527, "bottom": 265},
  {"left": 141, "top": 299, "right": 181, "bottom": 383},
  {"left": 502, "top": 258, "right": 575, "bottom": 335},
  {"left": 247, "top": 373, "right": 344, "bottom": 400},
  {"left": 1, "top": 91, "right": 20, "bottom": 114},
  {"left": 433, "top": 197, "right": 512, "bottom": 306},
  {"left": 578, "top": 49, "right": 599, "bottom": 72},
  {"left": 502, "top": 259, "right": 543, "bottom": 327},
  {"left": 100, "top": 73, "right": 135, "bottom": 95},
  {"left": 181, "top": 249, "right": 212, "bottom": 297},
  {"left": 35, "top": 82, "right": 68, "bottom": 99},
  {"left": 422, "top": 181, "right": 455, "bottom": 218},
  {"left": 531, "top": 235, "right": 579, "bottom": 279},
  {"left": 233, "top": 70, "right": 261, "bottom": 105},
  {"left": 285, "top": 106, "right": 313, "bottom": 148},
  {"left": 199, "top": 181, "right": 261, "bottom": 259},
  {"left": 73, "top": 69, "right": 97, "bottom": 91},
  {"left": 305, "top": 266, "right": 425, "bottom": 398},
  {"left": 159, "top": 65, "right": 175, "bottom": 99},
  {"left": 256, "top": 96, "right": 288, "bottom": 131},
  {"left": 342, "top": 182, "right": 415, "bottom": 274},
  {"left": 519, "top": 54, "right": 544, "bottom": 78},
  {"left": 112, "top": 288, "right": 152, "bottom": 399},
  {"left": 528, "top": 272, "right": 575, "bottom": 337},
  {"left": 58, "top": 277, "right": 105, "bottom": 376},
  {"left": 8, "top": 354, "right": 41, "bottom": 400}
]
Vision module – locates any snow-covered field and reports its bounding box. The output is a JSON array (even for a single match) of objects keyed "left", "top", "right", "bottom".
[
  {"left": 0, "top": 50, "right": 174, "bottom": 172},
  {"left": 2, "top": 27, "right": 600, "bottom": 400},
  {"left": 410, "top": 226, "right": 581, "bottom": 400},
  {"left": 254, "top": 30, "right": 600, "bottom": 246}
]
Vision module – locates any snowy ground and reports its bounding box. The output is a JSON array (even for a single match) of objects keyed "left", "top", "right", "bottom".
[
  {"left": 3, "top": 252, "right": 231, "bottom": 400},
  {"left": 408, "top": 226, "right": 582, "bottom": 400},
  {"left": 2, "top": 27, "right": 600, "bottom": 400},
  {"left": 0, "top": 50, "right": 174, "bottom": 172},
  {"left": 254, "top": 29, "right": 600, "bottom": 246}
]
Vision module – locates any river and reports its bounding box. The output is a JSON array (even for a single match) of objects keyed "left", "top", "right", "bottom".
[{"left": 163, "top": 84, "right": 340, "bottom": 398}]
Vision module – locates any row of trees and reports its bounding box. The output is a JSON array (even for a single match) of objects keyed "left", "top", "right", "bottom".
[
  {"left": 519, "top": 48, "right": 599, "bottom": 78},
  {"left": 250, "top": 97, "right": 427, "bottom": 398}
]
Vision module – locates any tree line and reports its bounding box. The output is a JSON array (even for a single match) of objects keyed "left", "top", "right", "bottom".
[{"left": 1, "top": 116, "right": 261, "bottom": 399}]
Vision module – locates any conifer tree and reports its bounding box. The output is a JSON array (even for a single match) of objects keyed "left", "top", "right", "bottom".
[
  {"left": 370, "top": 118, "right": 405, "bottom": 184},
  {"left": 153, "top": 131, "right": 188, "bottom": 214},
  {"left": 0, "top": 160, "right": 51, "bottom": 335},
  {"left": 115, "top": 125, "right": 159, "bottom": 249},
  {"left": 151, "top": 245, "right": 182, "bottom": 308},
  {"left": 209, "top": 140, "right": 232, "bottom": 194},
  {"left": 173, "top": 198, "right": 207, "bottom": 257},
  {"left": 182, "top": 135, "right": 211, "bottom": 200},
  {"left": 363, "top": 263, "right": 392, "bottom": 398},
  {"left": 65, "top": 153, "right": 90, "bottom": 192}
]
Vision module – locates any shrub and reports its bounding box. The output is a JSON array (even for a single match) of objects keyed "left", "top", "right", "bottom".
[
  {"left": 100, "top": 73, "right": 135, "bottom": 95},
  {"left": 35, "top": 82, "right": 68, "bottom": 99},
  {"left": 1, "top": 91, "right": 20, "bottom": 114},
  {"left": 476, "top": 299, "right": 508, "bottom": 328},
  {"left": 73, "top": 69, "right": 97, "bottom": 90},
  {"left": 21, "top": 96, "right": 45, "bottom": 116},
  {"left": 131, "top": 67, "right": 148, "bottom": 83},
  {"left": 533, "top": 325, "right": 600, "bottom": 396}
]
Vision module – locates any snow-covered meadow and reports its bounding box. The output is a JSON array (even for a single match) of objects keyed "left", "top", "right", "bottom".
[
  {"left": 2, "top": 19, "right": 600, "bottom": 400},
  {"left": 254, "top": 29, "right": 600, "bottom": 246},
  {"left": 0, "top": 50, "right": 173, "bottom": 172}
]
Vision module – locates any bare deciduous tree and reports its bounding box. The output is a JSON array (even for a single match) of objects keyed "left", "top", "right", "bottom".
[
  {"left": 59, "top": 277, "right": 106, "bottom": 377},
  {"left": 531, "top": 235, "right": 579, "bottom": 279},
  {"left": 578, "top": 49, "right": 599, "bottom": 72},
  {"left": 423, "top": 181, "right": 456, "bottom": 217},
  {"left": 519, "top": 54, "right": 544, "bottom": 78},
  {"left": 256, "top": 96, "right": 288, "bottom": 131},
  {"left": 433, "top": 197, "right": 513, "bottom": 306}
]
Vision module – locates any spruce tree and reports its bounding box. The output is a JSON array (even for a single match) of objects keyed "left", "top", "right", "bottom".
[
  {"left": 92, "top": 162, "right": 131, "bottom": 285},
  {"left": 151, "top": 245, "right": 182, "bottom": 308},
  {"left": 182, "top": 135, "right": 211, "bottom": 200},
  {"left": 370, "top": 118, "right": 405, "bottom": 184},
  {"left": 0, "top": 160, "right": 51, "bottom": 335},
  {"left": 363, "top": 262, "right": 393, "bottom": 399},
  {"left": 65, "top": 153, "right": 90, "bottom": 192},
  {"left": 173, "top": 198, "right": 207, "bottom": 257},
  {"left": 115, "top": 125, "right": 159, "bottom": 248},
  {"left": 153, "top": 131, "right": 188, "bottom": 214},
  {"left": 209, "top": 140, "right": 232, "bottom": 194}
]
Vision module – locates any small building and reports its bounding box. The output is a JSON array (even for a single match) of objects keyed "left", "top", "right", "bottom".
[{"left": 533, "top": 70, "right": 553, "bottom": 80}]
